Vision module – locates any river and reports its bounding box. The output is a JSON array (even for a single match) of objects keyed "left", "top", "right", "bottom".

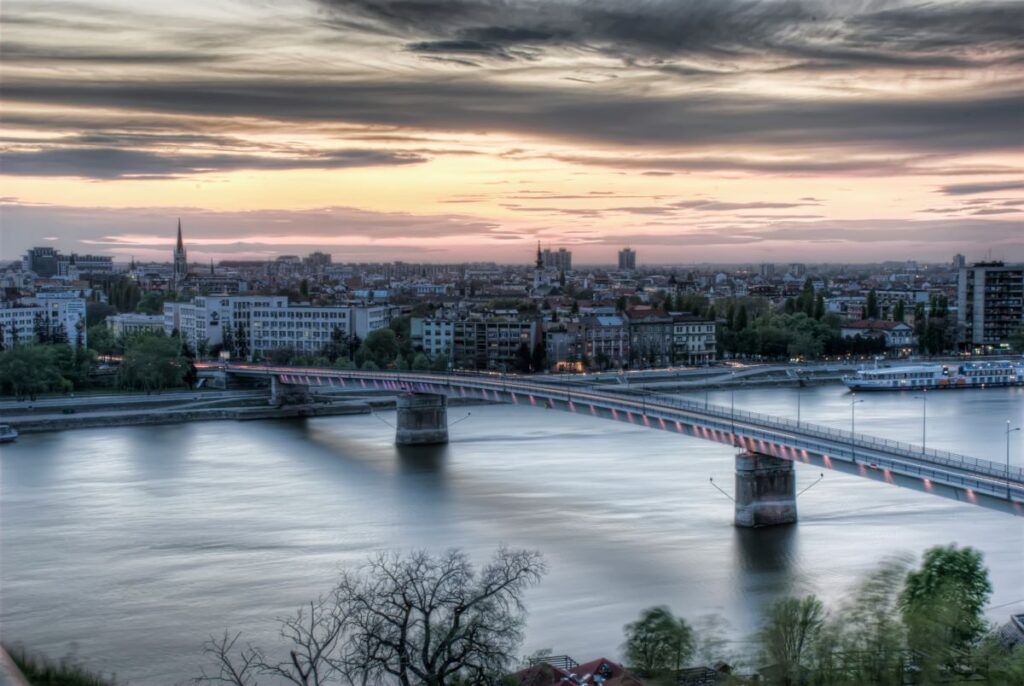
[{"left": 2, "top": 383, "right": 1022, "bottom": 683}]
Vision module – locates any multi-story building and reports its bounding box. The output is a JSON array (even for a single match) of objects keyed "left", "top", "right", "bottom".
[
  {"left": 165, "top": 295, "right": 388, "bottom": 359},
  {"left": 579, "top": 315, "right": 629, "bottom": 368},
  {"left": 106, "top": 313, "right": 166, "bottom": 338},
  {"left": 451, "top": 317, "right": 539, "bottom": 371},
  {"left": 23, "top": 247, "right": 60, "bottom": 278},
  {"left": 840, "top": 320, "right": 916, "bottom": 354},
  {"left": 0, "top": 298, "right": 87, "bottom": 348},
  {"left": 542, "top": 248, "right": 573, "bottom": 272},
  {"left": 626, "top": 308, "right": 673, "bottom": 368},
  {"left": 617, "top": 248, "right": 637, "bottom": 272},
  {"left": 958, "top": 262, "right": 1024, "bottom": 351},
  {"left": 672, "top": 314, "right": 717, "bottom": 365},
  {"left": 759, "top": 263, "right": 776, "bottom": 279},
  {"left": 411, "top": 318, "right": 455, "bottom": 361},
  {"left": 0, "top": 302, "right": 40, "bottom": 347}
]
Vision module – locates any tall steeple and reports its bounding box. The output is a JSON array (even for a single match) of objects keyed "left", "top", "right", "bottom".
[
  {"left": 535, "top": 241, "right": 543, "bottom": 269},
  {"left": 173, "top": 218, "right": 189, "bottom": 290}
]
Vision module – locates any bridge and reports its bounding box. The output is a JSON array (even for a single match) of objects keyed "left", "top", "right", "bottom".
[{"left": 203, "top": 363, "right": 1024, "bottom": 525}]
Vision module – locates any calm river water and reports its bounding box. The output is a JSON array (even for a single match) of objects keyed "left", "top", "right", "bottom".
[{"left": 2, "top": 383, "right": 1022, "bottom": 683}]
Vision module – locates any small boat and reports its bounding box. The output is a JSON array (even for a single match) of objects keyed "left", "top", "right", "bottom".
[
  {"left": 0, "top": 424, "right": 18, "bottom": 443},
  {"left": 843, "top": 358, "right": 1024, "bottom": 392}
]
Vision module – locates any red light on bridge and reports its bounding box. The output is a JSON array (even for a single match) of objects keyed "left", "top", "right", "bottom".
[
  {"left": 568, "top": 400, "right": 576, "bottom": 412},
  {"left": 675, "top": 420, "right": 683, "bottom": 432},
  {"left": 643, "top": 415, "right": 651, "bottom": 427},
  {"left": 590, "top": 404, "right": 597, "bottom": 415},
  {"left": 611, "top": 408, "right": 619, "bottom": 420},
  {"left": 529, "top": 395, "right": 536, "bottom": 406},
  {"left": 922, "top": 478, "right": 933, "bottom": 492},
  {"left": 823, "top": 455, "right": 833, "bottom": 468},
  {"left": 511, "top": 392, "right": 518, "bottom": 404},
  {"left": 626, "top": 411, "right": 634, "bottom": 423},
  {"left": 966, "top": 488, "right": 977, "bottom": 503},
  {"left": 658, "top": 417, "right": 666, "bottom": 430}
]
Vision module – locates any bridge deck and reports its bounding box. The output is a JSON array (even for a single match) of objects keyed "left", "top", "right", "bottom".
[{"left": 213, "top": 365, "right": 1024, "bottom": 515}]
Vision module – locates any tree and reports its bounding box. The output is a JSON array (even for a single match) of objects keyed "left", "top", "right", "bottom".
[
  {"left": 199, "top": 548, "right": 545, "bottom": 686},
  {"left": 531, "top": 341, "right": 547, "bottom": 372},
  {"left": 136, "top": 291, "right": 168, "bottom": 315},
  {"left": 899, "top": 545, "right": 992, "bottom": 660},
  {"left": 117, "top": 335, "right": 190, "bottom": 391},
  {"left": 361, "top": 328, "right": 400, "bottom": 368},
  {"left": 622, "top": 606, "right": 695, "bottom": 678},
  {"left": 816, "top": 555, "right": 911, "bottom": 686},
  {"left": 813, "top": 294, "right": 825, "bottom": 320},
  {"left": 86, "top": 301, "right": 117, "bottom": 327},
  {"left": 865, "top": 289, "right": 879, "bottom": 319},
  {"left": 411, "top": 353, "right": 430, "bottom": 371},
  {"left": 514, "top": 341, "right": 532, "bottom": 373},
  {"left": 0, "top": 345, "right": 68, "bottom": 398},
  {"left": 892, "top": 299, "right": 905, "bottom": 323},
  {"left": 87, "top": 324, "right": 121, "bottom": 356},
  {"left": 758, "top": 595, "right": 826, "bottom": 685}
]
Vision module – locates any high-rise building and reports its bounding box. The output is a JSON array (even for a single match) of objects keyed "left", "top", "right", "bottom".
[
  {"left": 957, "top": 262, "right": 1024, "bottom": 350},
  {"left": 542, "top": 248, "right": 572, "bottom": 272},
  {"left": 23, "top": 247, "right": 60, "bottom": 277},
  {"left": 173, "top": 219, "right": 189, "bottom": 288},
  {"left": 759, "top": 263, "right": 776, "bottom": 279},
  {"left": 952, "top": 253, "right": 967, "bottom": 270},
  {"left": 618, "top": 248, "right": 636, "bottom": 271}
]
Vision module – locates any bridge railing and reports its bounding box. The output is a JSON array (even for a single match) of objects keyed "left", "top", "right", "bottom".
[
  {"left": 226, "top": 365, "right": 1024, "bottom": 484},
  {"left": 641, "top": 392, "right": 1024, "bottom": 481}
]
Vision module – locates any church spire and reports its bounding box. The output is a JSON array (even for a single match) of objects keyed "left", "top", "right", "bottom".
[
  {"left": 535, "top": 241, "right": 543, "bottom": 269},
  {"left": 176, "top": 218, "right": 184, "bottom": 251}
]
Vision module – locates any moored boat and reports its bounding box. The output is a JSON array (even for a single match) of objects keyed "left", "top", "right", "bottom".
[
  {"left": 0, "top": 424, "right": 18, "bottom": 443},
  {"left": 842, "top": 358, "right": 1024, "bottom": 392}
]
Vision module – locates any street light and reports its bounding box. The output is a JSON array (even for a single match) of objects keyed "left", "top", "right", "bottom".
[
  {"left": 913, "top": 389, "right": 927, "bottom": 454},
  {"left": 850, "top": 395, "right": 864, "bottom": 463},
  {"left": 1007, "top": 420, "right": 1021, "bottom": 500}
]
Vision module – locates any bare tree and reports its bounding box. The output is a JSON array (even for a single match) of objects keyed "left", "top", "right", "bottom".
[
  {"left": 340, "top": 547, "right": 546, "bottom": 686},
  {"left": 196, "top": 590, "right": 348, "bottom": 686},
  {"left": 196, "top": 547, "right": 545, "bottom": 686}
]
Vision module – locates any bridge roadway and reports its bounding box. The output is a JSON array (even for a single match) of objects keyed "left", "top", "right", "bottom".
[{"left": 218, "top": 364, "right": 1024, "bottom": 516}]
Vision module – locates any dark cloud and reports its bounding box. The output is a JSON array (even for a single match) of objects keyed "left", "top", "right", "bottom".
[
  {"left": 321, "top": 0, "right": 1024, "bottom": 72},
  {"left": 4, "top": 77, "right": 1020, "bottom": 155},
  {"left": 0, "top": 147, "right": 426, "bottom": 179},
  {"left": 939, "top": 180, "right": 1024, "bottom": 195},
  {"left": 673, "top": 200, "right": 818, "bottom": 211}
]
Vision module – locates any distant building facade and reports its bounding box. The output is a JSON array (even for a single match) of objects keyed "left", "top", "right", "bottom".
[
  {"left": 617, "top": 248, "right": 637, "bottom": 271},
  {"left": 957, "top": 262, "right": 1024, "bottom": 351}
]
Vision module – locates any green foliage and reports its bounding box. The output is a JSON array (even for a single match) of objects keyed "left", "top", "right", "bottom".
[
  {"left": 866, "top": 289, "right": 879, "bottom": 319},
  {"left": 117, "top": 335, "right": 191, "bottom": 391},
  {"left": 899, "top": 544, "right": 992, "bottom": 658},
  {"left": 85, "top": 302, "right": 117, "bottom": 328},
  {"left": 86, "top": 324, "right": 120, "bottom": 356},
  {"left": 135, "top": 291, "right": 169, "bottom": 315},
  {"left": 360, "top": 328, "right": 400, "bottom": 368},
  {"left": 107, "top": 277, "right": 142, "bottom": 313},
  {"left": 758, "top": 595, "right": 826, "bottom": 684},
  {"left": 892, "top": 300, "right": 905, "bottom": 323},
  {"left": 0, "top": 345, "right": 71, "bottom": 398},
  {"left": 623, "top": 606, "right": 695, "bottom": 678},
  {"left": 411, "top": 353, "right": 431, "bottom": 370},
  {"left": 8, "top": 645, "right": 117, "bottom": 686}
]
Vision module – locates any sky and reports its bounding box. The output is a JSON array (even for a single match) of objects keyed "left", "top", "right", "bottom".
[{"left": 1, "top": 0, "right": 1022, "bottom": 265}]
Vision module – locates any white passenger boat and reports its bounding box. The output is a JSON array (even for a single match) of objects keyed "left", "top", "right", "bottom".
[
  {"left": 843, "top": 359, "right": 1024, "bottom": 392},
  {"left": 0, "top": 424, "right": 18, "bottom": 443}
]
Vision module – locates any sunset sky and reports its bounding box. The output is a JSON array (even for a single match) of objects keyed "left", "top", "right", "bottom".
[{"left": 1, "top": 0, "right": 1022, "bottom": 264}]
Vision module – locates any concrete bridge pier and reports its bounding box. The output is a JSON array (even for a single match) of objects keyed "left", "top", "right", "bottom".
[
  {"left": 396, "top": 393, "right": 449, "bottom": 445},
  {"left": 269, "top": 376, "right": 313, "bottom": 406},
  {"left": 734, "top": 451, "right": 797, "bottom": 527}
]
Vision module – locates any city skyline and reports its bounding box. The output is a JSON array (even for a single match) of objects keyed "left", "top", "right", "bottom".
[{"left": 2, "top": 0, "right": 1023, "bottom": 263}]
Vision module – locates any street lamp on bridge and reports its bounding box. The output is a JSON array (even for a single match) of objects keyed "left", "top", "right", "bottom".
[
  {"left": 1008, "top": 420, "right": 1021, "bottom": 499},
  {"left": 913, "top": 389, "right": 927, "bottom": 454},
  {"left": 850, "top": 395, "right": 864, "bottom": 463}
]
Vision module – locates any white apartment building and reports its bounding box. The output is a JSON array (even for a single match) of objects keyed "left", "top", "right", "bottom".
[
  {"left": 411, "top": 318, "right": 455, "bottom": 361},
  {"left": 671, "top": 315, "right": 717, "bottom": 365},
  {"left": 165, "top": 295, "right": 388, "bottom": 359},
  {"left": 106, "top": 313, "right": 166, "bottom": 338},
  {"left": 0, "top": 298, "right": 87, "bottom": 348}
]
